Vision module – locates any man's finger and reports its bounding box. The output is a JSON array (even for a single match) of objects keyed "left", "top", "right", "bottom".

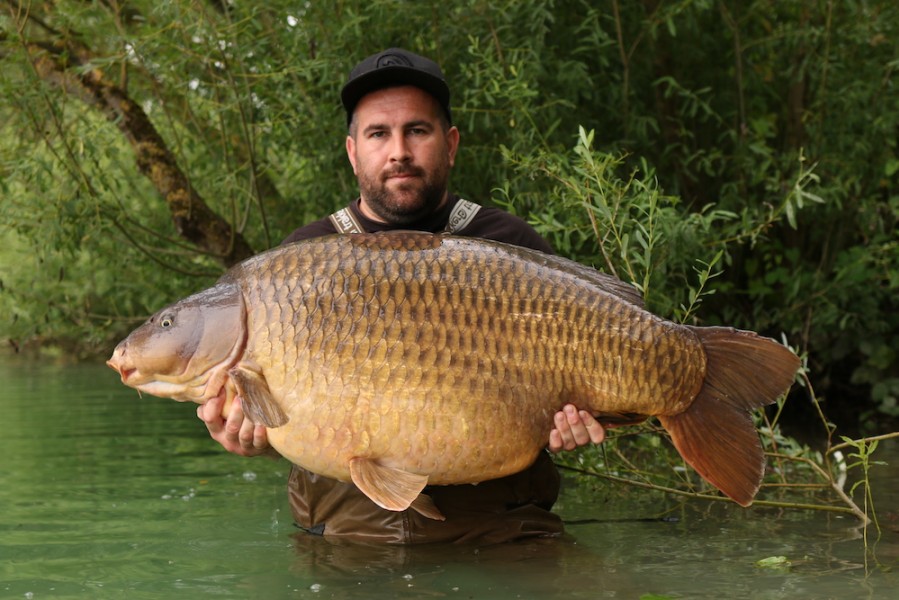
[
  {"left": 548, "top": 429, "right": 564, "bottom": 453},
  {"left": 553, "top": 409, "right": 577, "bottom": 451},
  {"left": 560, "top": 404, "right": 590, "bottom": 446},
  {"left": 198, "top": 395, "right": 225, "bottom": 433},
  {"left": 252, "top": 425, "right": 270, "bottom": 451},
  {"left": 579, "top": 410, "right": 606, "bottom": 444},
  {"left": 238, "top": 415, "right": 258, "bottom": 448},
  {"left": 224, "top": 397, "right": 245, "bottom": 437}
]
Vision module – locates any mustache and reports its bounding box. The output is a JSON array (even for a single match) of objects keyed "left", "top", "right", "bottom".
[{"left": 383, "top": 165, "right": 424, "bottom": 179}]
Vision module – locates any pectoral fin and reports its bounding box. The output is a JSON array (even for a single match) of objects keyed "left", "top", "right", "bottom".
[
  {"left": 229, "top": 366, "right": 288, "bottom": 428},
  {"left": 349, "top": 458, "right": 444, "bottom": 520}
]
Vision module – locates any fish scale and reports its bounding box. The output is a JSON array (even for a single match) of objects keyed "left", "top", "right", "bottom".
[
  {"left": 108, "top": 231, "right": 800, "bottom": 515},
  {"left": 229, "top": 233, "right": 703, "bottom": 485}
]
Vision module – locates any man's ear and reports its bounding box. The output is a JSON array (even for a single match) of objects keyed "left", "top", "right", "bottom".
[
  {"left": 446, "top": 126, "right": 460, "bottom": 168},
  {"left": 346, "top": 135, "right": 358, "bottom": 174}
]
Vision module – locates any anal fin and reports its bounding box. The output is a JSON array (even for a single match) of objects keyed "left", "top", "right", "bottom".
[
  {"left": 410, "top": 493, "right": 445, "bottom": 521},
  {"left": 349, "top": 458, "right": 443, "bottom": 519}
]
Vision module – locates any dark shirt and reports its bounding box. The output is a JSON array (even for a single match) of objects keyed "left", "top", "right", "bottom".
[{"left": 282, "top": 194, "right": 555, "bottom": 255}]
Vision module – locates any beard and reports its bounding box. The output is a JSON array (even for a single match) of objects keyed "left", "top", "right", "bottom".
[{"left": 356, "top": 159, "right": 450, "bottom": 225}]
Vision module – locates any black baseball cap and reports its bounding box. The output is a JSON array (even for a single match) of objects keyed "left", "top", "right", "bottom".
[{"left": 341, "top": 48, "right": 452, "bottom": 125}]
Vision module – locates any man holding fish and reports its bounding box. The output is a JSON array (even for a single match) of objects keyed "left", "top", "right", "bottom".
[{"left": 197, "top": 48, "right": 606, "bottom": 543}]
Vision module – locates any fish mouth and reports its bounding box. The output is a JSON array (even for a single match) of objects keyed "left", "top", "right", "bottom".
[
  {"left": 106, "top": 347, "right": 148, "bottom": 387},
  {"left": 106, "top": 358, "right": 140, "bottom": 385},
  {"left": 118, "top": 366, "right": 137, "bottom": 383},
  {"left": 107, "top": 352, "right": 129, "bottom": 380}
]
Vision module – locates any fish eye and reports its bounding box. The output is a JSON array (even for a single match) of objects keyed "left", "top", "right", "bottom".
[{"left": 160, "top": 316, "right": 174, "bottom": 328}]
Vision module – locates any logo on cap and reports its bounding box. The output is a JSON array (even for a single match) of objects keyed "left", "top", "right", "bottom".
[{"left": 376, "top": 53, "right": 413, "bottom": 69}]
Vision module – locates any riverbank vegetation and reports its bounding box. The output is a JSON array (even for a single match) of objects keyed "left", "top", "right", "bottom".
[{"left": 2, "top": 2, "right": 896, "bottom": 439}]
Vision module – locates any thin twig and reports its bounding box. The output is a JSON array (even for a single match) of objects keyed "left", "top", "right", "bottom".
[
  {"left": 559, "top": 464, "right": 861, "bottom": 518},
  {"left": 828, "top": 432, "right": 899, "bottom": 455}
]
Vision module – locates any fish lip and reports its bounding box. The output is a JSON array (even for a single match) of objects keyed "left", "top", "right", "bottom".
[{"left": 106, "top": 356, "right": 137, "bottom": 383}]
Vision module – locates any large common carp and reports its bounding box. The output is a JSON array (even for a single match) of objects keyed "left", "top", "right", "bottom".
[{"left": 107, "top": 232, "right": 799, "bottom": 519}]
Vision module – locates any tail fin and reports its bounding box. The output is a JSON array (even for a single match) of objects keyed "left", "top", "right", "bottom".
[{"left": 658, "top": 327, "right": 800, "bottom": 506}]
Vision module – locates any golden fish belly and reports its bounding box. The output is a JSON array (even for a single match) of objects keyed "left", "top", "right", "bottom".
[{"left": 232, "top": 233, "right": 706, "bottom": 484}]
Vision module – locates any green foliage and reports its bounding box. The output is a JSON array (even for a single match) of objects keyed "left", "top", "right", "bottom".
[
  {"left": 498, "top": 126, "right": 748, "bottom": 321},
  {"left": 840, "top": 436, "right": 886, "bottom": 533},
  {"left": 755, "top": 556, "right": 791, "bottom": 570},
  {"left": 1, "top": 0, "right": 897, "bottom": 427}
]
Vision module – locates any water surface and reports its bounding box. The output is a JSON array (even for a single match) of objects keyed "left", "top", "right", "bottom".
[{"left": 1, "top": 360, "right": 896, "bottom": 599}]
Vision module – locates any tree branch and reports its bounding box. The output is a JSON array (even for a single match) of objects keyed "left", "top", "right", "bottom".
[{"left": 18, "top": 31, "right": 255, "bottom": 266}]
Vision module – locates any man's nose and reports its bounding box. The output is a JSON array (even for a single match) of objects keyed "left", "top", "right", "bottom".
[{"left": 388, "top": 135, "right": 411, "bottom": 162}]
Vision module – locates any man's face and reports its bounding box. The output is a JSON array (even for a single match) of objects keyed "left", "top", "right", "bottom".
[{"left": 347, "top": 86, "right": 460, "bottom": 224}]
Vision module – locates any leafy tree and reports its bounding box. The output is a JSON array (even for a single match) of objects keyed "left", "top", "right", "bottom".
[{"left": 1, "top": 0, "right": 896, "bottom": 428}]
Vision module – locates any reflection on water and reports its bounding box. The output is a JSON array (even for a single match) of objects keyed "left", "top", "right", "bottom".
[{"left": 1, "top": 360, "right": 896, "bottom": 599}]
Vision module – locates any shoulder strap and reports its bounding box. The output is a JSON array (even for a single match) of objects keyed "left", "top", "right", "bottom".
[
  {"left": 328, "top": 198, "right": 481, "bottom": 235},
  {"left": 328, "top": 207, "right": 364, "bottom": 234},
  {"left": 444, "top": 198, "right": 481, "bottom": 234}
]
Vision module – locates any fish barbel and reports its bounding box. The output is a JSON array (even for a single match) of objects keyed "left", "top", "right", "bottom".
[{"left": 107, "top": 232, "right": 800, "bottom": 519}]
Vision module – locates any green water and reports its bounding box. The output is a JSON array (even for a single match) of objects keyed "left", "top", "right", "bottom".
[{"left": 1, "top": 360, "right": 896, "bottom": 599}]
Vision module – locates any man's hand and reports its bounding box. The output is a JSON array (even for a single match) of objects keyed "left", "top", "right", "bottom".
[
  {"left": 197, "top": 394, "right": 279, "bottom": 458},
  {"left": 548, "top": 404, "right": 605, "bottom": 453}
]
